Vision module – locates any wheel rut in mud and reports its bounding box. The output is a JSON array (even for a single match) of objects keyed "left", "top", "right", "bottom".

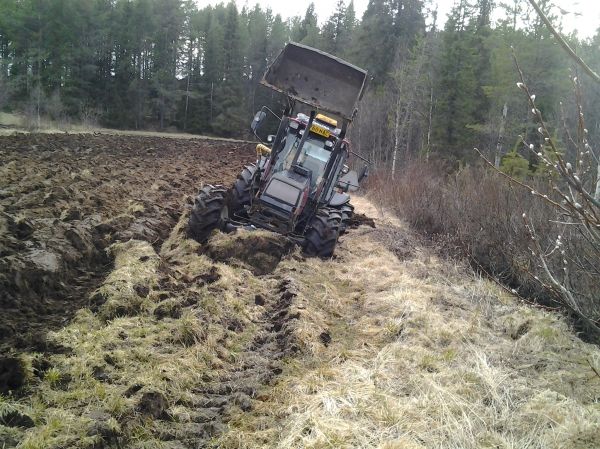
[
  {"left": 131, "top": 226, "right": 305, "bottom": 446},
  {"left": 178, "top": 277, "right": 302, "bottom": 443}
]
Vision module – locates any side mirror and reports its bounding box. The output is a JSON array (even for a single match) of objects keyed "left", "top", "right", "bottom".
[
  {"left": 358, "top": 164, "right": 369, "bottom": 182},
  {"left": 251, "top": 111, "right": 266, "bottom": 132},
  {"left": 337, "top": 170, "right": 359, "bottom": 193},
  {"left": 267, "top": 134, "right": 275, "bottom": 143}
]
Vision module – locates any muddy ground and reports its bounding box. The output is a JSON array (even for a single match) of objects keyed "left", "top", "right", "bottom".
[
  {"left": 0, "top": 132, "right": 357, "bottom": 448},
  {"left": 2, "top": 135, "right": 599, "bottom": 449},
  {"left": 0, "top": 133, "right": 254, "bottom": 354}
]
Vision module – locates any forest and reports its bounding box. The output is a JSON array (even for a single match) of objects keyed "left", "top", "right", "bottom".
[{"left": 0, "top": 0, "right": 597, "bottom": 166}]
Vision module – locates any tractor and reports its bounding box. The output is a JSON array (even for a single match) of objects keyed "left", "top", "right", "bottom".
[{"left": 188, "top": 42, "right": 369, "bottom": 257}]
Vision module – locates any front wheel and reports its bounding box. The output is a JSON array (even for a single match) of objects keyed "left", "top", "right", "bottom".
[
  {"left": 303, "top": 208, "right": 342, "bottom": 258},
  {"left": 229, "top": 164, "right": 257, "bottom": 218},
  {"left": 188, "top": 185, "right": 228, "bottom": 243}
]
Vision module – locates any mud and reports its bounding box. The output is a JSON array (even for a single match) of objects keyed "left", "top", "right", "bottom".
[
  {"left": 348, "top": 212, "right": 376, "bottom": 229},
  {"left": 205, "top": 230, "right": 296, "bottom": 275},
  {"left": 0, "top": 357, "right": 25, "bottom": 394},
  {"left": 88, "top": 221, "right": 306, "bottom": 447},
  {"left": 0, "top": 133, "right": 254, "bottom": 354},
  {"left": 172, "top": 276, "right": 302, "bottom": 445}
]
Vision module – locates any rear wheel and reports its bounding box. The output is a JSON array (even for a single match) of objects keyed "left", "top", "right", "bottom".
[
  {"left": 303, "top": 208, "right": 342, "bottom": 258},
  {"left": 188, "top": 185, "right": 228, "bottom": 243}
]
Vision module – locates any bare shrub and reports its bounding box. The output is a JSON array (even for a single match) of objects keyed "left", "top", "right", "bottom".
[
  {"left": 367, "top": 161, "right": 600, "bottom": 341},
  {"left": 0, "top": 76, "right": 11, "bottom": 111},
  {"left": 22, "top": 87, "right": 71, "bottom": 131},
  {"left": 46, "top": 90, "right": 71, "bottom": 131},
  {"left": 23, "top": 85, "right": 44, "bottom": 131},
  {"left": 79, "top": 103, "right": 102, "bottom": 130},
  {"left": 46, "top": 90, "right": 64, "bottom": 121}
]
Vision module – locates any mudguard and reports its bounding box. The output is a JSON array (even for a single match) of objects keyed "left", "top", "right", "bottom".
[{"left": 329, "top": 192, "right": 350, "bottom": 207}]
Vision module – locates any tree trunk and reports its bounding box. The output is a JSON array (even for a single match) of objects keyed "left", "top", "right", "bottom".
[
  {"left": 391, "top": 98, "right": 401, "bottom": 179},
  {"left": 425, "top": 86, "right": 433, "bottom": 161},
  {"left": 183, "top": 37, "right": 193, "bottom": 131},
  {"left": 495, "top": 103, "right": 508, "bottom": 168},
  {"left": 595, "top": 161, "right": 600, "bottom": 201},
  {"left": 210, "top": 82, "right": 214, "bottom": 124}
]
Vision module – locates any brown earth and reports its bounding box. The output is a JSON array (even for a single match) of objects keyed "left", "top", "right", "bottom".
[
  {"left": 0, "top": 133, "right": 254, "bottom": 354},
  {"left": 1, "top": 143, "right": 598, "bottom": 449}
]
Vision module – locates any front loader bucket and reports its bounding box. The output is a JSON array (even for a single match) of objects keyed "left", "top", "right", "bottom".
[{"left": 262, "top": 42, "right": 368, "bottom": 121}]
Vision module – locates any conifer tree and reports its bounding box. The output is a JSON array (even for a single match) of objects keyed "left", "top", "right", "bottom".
[
  {"left": 352, "top": 0, "right": 394, "bottom": 82},
  {"left": 0, "top": 0, "right": 595, "bottom": 148},
  {"left": 294, "top": 3, "right": 320, "bottom": 47},
  {"left": 321, "top": 0, "right": 347, "bottom": 54}
]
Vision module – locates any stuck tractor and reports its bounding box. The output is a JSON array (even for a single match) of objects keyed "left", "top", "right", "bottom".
[{"left": 188, "top": 42, "right": 369, "bottom": 257}]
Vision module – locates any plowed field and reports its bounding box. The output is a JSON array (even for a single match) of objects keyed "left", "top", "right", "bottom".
[{"left": 0, "top": 133, "right": 254, "bottom": 353}]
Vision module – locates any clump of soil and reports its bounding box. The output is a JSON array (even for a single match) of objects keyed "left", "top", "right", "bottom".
[
  {"left": 0, "top": 357, "right": 25, "bottom": 394},
  {"left": 137, "top": 392, "right": 169, "bottom": 419},
  {"left": 206, "top": 229, "right": 296, "bottom": 275},
  {"left": 0, "top": 224, "right": 303, "bottom": 447},
  {"left": 348, "top": 212, "right": 376, "bottom": 229}
]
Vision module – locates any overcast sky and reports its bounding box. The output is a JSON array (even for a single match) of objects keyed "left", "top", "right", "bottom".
[{"left": 198, "top": 0, "right": 600, "bottom": 39}]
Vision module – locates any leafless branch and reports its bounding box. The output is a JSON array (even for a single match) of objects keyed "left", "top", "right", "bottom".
[{"left": 527, "top": 0, "right": 600, "bottom": 84}]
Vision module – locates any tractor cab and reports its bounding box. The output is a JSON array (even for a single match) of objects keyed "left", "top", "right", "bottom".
[
  {"left": 249, "top": 112, "right": 349, "bottom": 234},
  {"left": 271, "top": 113, "right": 344, "bottom": 194}
]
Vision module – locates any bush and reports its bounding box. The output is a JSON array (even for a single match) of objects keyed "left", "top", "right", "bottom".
[{"left": 367, "top": 161, "right": 600, "bottom": 342}]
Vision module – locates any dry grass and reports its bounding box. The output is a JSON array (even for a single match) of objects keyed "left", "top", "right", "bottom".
[
  {"left": 3, "top": 198, "right": 599, "bottom": 448},
  {"left": 2, "top": 213, "right": 275, "bottom": 448},
  {"left": 366, "top": 164, "right": 600, "bottom": 340},
  {"left": 0, "top": 111, "right": 251, "bottom": 142},
  {"left": 215, "top": 196, "right": 600, "bottom": 449}
]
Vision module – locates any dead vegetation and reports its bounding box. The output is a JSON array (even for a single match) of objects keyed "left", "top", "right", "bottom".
[
  {"left": 213, "top": 197, "right": 600, "bottom": 449},
  {"left": 366, "top": 162, "right": 600, "bottom": 343}
]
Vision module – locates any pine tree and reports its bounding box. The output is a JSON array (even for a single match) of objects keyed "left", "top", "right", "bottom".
[
  {"left": 293, "top": 3, "right": 320, "bottom": 47},
  {"left": 351, "top": 0, "right": 394, "bottom": 82},
  {"left": 321, "top": 0, "right": 347, "bottom": 54},
  {"left": 339, "top": 0, "right": 357, "bottom": 56},
  {"left": 212, "top": 1, "right": 245, "bottom": 136},
  {"left": 432, "top": 0, "right": 482, "bottom": 160},
  {"left": 391, "top": 0, "right": 426, "bottom": 55},
  {"left": 150, "top": 0, "right": 186, "bottom": 130}
]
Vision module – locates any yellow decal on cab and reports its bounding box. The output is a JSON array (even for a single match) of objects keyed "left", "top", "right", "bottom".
[{"left": 310, "top": 124, "right": 330, "bottom": 138}]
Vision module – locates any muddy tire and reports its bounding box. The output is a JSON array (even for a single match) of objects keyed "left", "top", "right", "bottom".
[
  {"left": 337, "top": 203, "right": 354, "bottom": 235},
  {"left": 188, "top": 185, "right": 228, "bottom": 243},
  {"left": 303, "top": 208, "right": 342, "bottom": 258},
  {"left": 229, "top": 164, "right": 257, "bottom": 218}
]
